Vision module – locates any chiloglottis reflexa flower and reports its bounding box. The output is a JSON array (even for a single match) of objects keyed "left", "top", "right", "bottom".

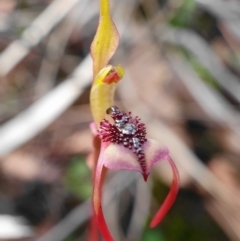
[{"left": 88, "top": 0, "right": 180, "bottom": 240}]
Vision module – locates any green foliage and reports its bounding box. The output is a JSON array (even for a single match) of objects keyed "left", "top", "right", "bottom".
[
  {"left": 180, "top": 48, "right": 220, "bottom": 89},
  {"left": 189, "top": 58, "right": 220, "bottom": 89},
  {"left": 141, "top": 228, "right": 166, "bottom": 241},
  {"left": 64, "top": 156, "right": 92, "bottom": 200},
  {"left": 170, "top": 0, "right": 196, "bottom": 27},
  {"left": 64, "top": 235, "right": 75, "bottom": 241}
]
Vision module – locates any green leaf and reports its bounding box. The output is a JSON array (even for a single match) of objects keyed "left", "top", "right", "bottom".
[
  {"left": 141, "top": 228, "right": 166, "bottom": 241},
  {"left": 170, "top": 0, "right": 196, "bottom": 27},
  {"left": 64, "top": 157, "right": 92, "bottom": 199}
]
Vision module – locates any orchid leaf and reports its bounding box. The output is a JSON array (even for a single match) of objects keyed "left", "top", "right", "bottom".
[{"left": 91, "top": 0, "right": 119, "bottom": 78}]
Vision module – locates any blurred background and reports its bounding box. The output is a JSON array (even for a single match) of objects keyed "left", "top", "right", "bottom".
[{"left": 0, "top": 0, "right": 240, "bottom": 240}]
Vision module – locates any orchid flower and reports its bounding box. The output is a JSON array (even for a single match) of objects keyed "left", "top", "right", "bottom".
[{"left": 89, "top": 0, "right": 180, "bottom": 240}]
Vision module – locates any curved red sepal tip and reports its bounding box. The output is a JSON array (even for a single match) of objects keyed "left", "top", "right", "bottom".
[
  {"left": 96, "top": 202, "right": 114, "bottom": 241},
  {"left": 89, "top": 213, "right": 99, "bottom": 241},
  {"left": 94, "top": 162, "right": 115, "bottom": 241},
  {"left": 150, "top": 157, "right": 179, "bottom": 228}
]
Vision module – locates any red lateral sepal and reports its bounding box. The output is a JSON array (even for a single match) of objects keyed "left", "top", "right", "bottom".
[
  {"left": 93, "top": 142, "right": 115, "bottom": 241},
  {"left": 150, "top": 157, "right": 179, "bottom": 228}
]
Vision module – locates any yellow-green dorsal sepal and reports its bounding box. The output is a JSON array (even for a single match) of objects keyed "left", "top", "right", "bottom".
[
  {"left": 90, "top": 65, "right": 125, "bottom": 125},
  {"left": 90, "top": 0, "right": 119, "bottom": 78}
]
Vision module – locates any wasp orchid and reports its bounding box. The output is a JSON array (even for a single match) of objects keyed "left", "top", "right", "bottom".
[{"left": 88, "top": 0, "right": 180, "bottom": 240}]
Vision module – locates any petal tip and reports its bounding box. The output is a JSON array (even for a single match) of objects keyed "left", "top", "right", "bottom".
[
  {"left": 149, "top": 221, "right": 156, "bottom": 229},
  {"left": 143, "top": 173, "right": 149, "bottom": 182},
  {"left": 149, "top": 156, "right": 179, "bottom": 228}
]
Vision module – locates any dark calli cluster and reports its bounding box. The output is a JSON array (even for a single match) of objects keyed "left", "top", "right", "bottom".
[{"left": 98, "top": 106, "right": 148, "bottom": 179}]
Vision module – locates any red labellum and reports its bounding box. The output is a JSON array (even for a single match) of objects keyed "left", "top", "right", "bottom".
[{"left": 99, "top": 106, "right": 149, "bottom": 180}]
